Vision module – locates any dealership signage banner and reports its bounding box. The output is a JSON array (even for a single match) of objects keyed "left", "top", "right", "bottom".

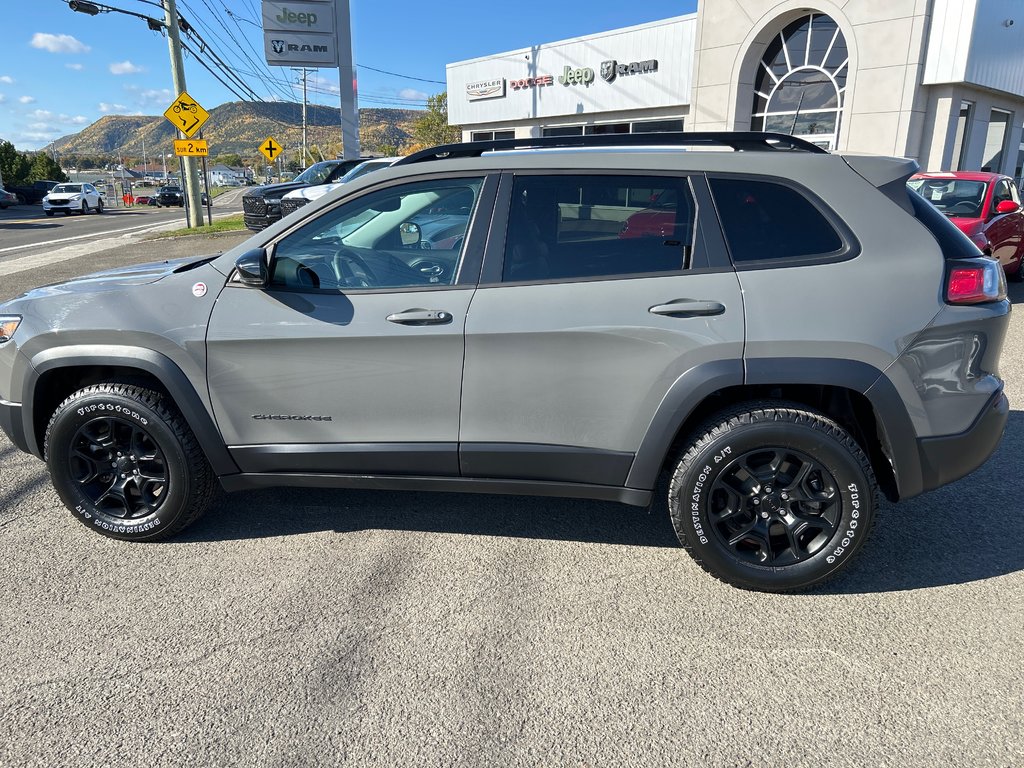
[
  {"left": 466, "top": 78, "right": 506, "bottom": 101},
  {"left": 263, "top": 0, "right": 338, "bottom": 66}
]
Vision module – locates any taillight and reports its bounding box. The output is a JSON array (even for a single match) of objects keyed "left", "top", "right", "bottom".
[{"left": 946, "top": 259, "right": 1007, "bottom": 304}]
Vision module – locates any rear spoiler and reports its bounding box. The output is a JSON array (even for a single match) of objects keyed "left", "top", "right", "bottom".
[{"left": 841, "top": 155, "right": 920, "bottom": 214}]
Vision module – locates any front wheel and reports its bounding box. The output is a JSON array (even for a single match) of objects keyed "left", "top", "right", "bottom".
[
  {"left": 44, "top": 383, "right": 216, "bottom": 541},
  {"left": 95, "top": 199, "right": 104, "bottom": 214},
  {"left": 668, "top": 402, "right": 878, "bottom": 592},
  {"left": 80, "top": 201, "right": 88, "bottom": 215}
]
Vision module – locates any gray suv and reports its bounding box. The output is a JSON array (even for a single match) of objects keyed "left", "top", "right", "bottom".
[{"left": 0, "top": 133, "right": 1010, "bottom": 592}]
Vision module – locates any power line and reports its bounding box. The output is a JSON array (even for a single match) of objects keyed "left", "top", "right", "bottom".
[{"left": 357, "top": 64, "right": 445, "bottom": 85}]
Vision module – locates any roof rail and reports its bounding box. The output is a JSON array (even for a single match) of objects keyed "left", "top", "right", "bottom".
[{"left": 394, "top": 131, "right": 828, "bottom": 165}]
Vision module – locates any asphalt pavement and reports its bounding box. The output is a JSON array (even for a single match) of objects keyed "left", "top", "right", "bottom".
[{"left": 0, "top": 232, "right": 1021, "bottom": 767}]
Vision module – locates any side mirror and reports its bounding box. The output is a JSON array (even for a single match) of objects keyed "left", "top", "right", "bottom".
[
  {"left": 995, "top": 200, "right": 1020, "bottom": 215},
  {"left": 234, "top": 247, "right": 269, "bottom": 287},
  {"left": 399, "top": 221, "right": 421, "bottom": 247}
]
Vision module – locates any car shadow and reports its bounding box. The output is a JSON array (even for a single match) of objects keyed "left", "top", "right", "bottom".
[
  {"left": 0, "top": 222, "right": 62, "bottom": 230},
  {"left": 1007, "top": 279, "right": 1024, "bottom": 305},
  {"left": 820, "top": 408, "right": 1024, "bottom": 594},
  {"left": 180, "top": 411, "right": 1024, "bottom": 592}
]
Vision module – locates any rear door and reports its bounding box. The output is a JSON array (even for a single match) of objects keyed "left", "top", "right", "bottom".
[{"left": 459, "top": 172, "right": 744, "bottom": 487}]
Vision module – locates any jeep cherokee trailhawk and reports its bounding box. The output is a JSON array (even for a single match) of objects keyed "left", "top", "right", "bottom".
[{"left": 0, "top": 133, "right": 1010, "bottom": 591}]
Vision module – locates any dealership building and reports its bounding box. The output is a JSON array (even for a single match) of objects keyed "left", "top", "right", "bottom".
[{"left": 446, "top": 0, "right": 1024, "bottom": 179}]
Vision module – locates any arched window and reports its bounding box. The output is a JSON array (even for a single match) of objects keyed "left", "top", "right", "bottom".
[{"left": 751, "top": 13, "right": 848, "bottom": 150}]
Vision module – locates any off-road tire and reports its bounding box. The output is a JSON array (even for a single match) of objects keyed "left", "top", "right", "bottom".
[
  {"left": 668, "top": 402, "right": 878, "bottom": 592},
  {"left": 44, "top": 383, "right": 216, "bottom": 541}
]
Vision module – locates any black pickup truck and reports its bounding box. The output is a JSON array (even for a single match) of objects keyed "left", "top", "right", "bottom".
[{"left": 6, "top": 179, "right": 59, "bottom": 204}]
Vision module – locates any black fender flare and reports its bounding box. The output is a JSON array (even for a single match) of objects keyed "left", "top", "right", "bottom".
[
  {"left": 22, "top": 345, "right": 238, "bottom": 476},
  {"left": 625, "top": 357, "right": 923, "bottom": 499}
]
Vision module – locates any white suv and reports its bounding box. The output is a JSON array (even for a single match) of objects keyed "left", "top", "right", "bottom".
[{"left": 43, "top": 183, "right": 104, "bottom": 216}]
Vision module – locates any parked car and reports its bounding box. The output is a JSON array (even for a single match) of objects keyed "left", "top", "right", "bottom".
[
  {"left": 155, "top": 186, "right": 184, "bottom": 207},
  {"left": 6, "top": 179, "right": 59, "bottom": 205},
  {"left": 908, "top": 171, "right": 1024, "bottom": 281},
  {"left": 0, "top": 132, "right": 1010, "bottom": 593},
  {"left": 243, "top": 157, "right": 383, "bottom": 231},
  {"left": 133, "top": 193, "right": 153, "bottom": 206},
  {"left": 0, "top": 187, "right": 18, "bottom": 209},
  {"left": 280, "top": 158, "right": 400, "bottom": 217},
  {"left": 42, "top": 183, "right": 104, "bottom": 215}
]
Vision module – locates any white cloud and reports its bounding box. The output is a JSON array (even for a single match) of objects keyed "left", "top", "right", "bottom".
[
  {"left": 19, "top": 96, "right": 36, "bottom": 104},
  {"left": 133, "top": 87, "right": 173, "bottom": 106},
  {"left": 70, "top": 115, "right": 89, "bottom": 124},
  {"left": 28, "top": 122, "right": 54, "bottom": 131},
  {"left": 399, "top": 88, "right": 428, "bottom": 101},
  {"left": 31, "top": 33, "right": 91, "bottom": 54},
  {"left": 98, "top": 102, "right": 128, "bottom": 113},
  {"left": 30, "top": 109, "right": 55, "bottom": 120},
  {"left": 0, "top": 75, "right": 13, "bottom": 84},
  {"left": 65, "top": 63, "right": 84, "bottom": 71},
  {"left": 109, "top": 60, "right": 144, "bottom": 75}
]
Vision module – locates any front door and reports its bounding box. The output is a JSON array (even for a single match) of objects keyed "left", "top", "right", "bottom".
[{"left": 207, "top": 174, "right": 492, "bottom": 476}]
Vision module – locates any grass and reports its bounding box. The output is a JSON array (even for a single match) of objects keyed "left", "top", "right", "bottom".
[{"left": 147, "top": 214, "right": 247, "bottom": 239}]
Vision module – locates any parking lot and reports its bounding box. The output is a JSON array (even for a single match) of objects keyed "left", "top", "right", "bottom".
[{"left": 0, "top": 234, "right": 1021, "bottom": 767}]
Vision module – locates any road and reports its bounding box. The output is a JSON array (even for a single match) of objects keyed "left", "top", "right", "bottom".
[
  {"left": 0, "top": 186, "right": 246, "bottom": 260},
  {"left": 0, "top": 227, "right": 1021, "bottom": 767}
]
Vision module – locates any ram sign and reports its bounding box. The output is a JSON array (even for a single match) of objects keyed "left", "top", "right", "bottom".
[{"left": 263, "top": 31, "right": 338, "bottom": 66}]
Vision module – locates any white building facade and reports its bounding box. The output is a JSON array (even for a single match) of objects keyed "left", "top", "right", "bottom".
[{"left": 446, "top": 0, "right": 1024, "bottom": 178}]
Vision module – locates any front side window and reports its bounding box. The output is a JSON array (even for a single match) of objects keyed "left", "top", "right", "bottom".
[
  {"left": 709, "top": 177, "right": 843, "bottom": 263},
  {"left": 270, "top": 177, "right": 483, "bottom": 292},
  {"left": 502, "top": 175, "right": 695, "bottom": 283}
]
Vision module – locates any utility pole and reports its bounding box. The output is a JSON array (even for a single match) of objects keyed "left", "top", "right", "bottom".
[
  {"left": 162, "top": 0, "right": 202, "bottom": 228},
  {"left": 292, "top": 67, "right": 309, "bottom": 169},
  {"left": 335, "top": 0, "right": 359, "bottom": 159}
]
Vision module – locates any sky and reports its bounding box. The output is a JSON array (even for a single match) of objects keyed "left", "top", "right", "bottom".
[{"left": 1, "top": 0, "right": 697, "bottom": 151}]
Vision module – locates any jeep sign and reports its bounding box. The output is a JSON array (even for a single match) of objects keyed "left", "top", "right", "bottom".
[{"left": 262, "top": 0, "right": 335, "bottom": 35}]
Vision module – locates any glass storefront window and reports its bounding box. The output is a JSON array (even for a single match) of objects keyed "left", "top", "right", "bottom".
[
  {"left": 981, "top": 109, "right": 1012, "bottom": 172},
  {"left": 750, "top": 13, "right": 847, "bottom": 150},
  {"left": 952, "top": 101, "right": 973, "bottom": 171},
  {"left": 632, "top": 119, "right": 684, "bottom": 133}
]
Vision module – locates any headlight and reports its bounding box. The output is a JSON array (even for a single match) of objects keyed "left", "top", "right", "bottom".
[
  {"left": 70, "top": 194, "right": 81, "bottom": 201},
  {"left": 0, "top": 316, "right": 21, "bottom": 343}
]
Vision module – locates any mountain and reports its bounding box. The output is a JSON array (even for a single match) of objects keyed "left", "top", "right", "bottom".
[{"left": 45, "top": 101, "right": 421, "bottom": 161}]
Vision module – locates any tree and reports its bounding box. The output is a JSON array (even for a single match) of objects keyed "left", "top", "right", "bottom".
[
  {"left": 0, "top": 140, "right": 30, "bottom": 186},
  {"left": 410, "top": 92, "right": 460, "bottom": 149},
  {"left": 27, "top": 153, "right": 68, "bottom": 183},
  {"left": 217, "top": 153, "right": 243, "bottom": 168}
]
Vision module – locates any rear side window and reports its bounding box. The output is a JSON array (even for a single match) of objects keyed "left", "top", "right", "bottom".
[
  {"left": 907, "top": 189, "right": 983, "bottom": 260},
  {"left": 709, "top": 177, "right": 843, "bottom": 263},
  {"left": 502, "top": 175, "right": 695, "bottom": 283}
]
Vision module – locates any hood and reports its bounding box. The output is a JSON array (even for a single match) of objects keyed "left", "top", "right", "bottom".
[
  {"left": 5, "top": 255, "right": 217, "bottom": 303},
  {"left": 245, "top": 181, "right": 313, "bottom": 200},
  {"left": 948, "top": 216, "right": 984, "bottom": 236},
  {"left": 46, "top": 192, "right": 83, "bottom": 200},
  {"left": 288, "top": 182, "right": 344, "bottom": 202}
]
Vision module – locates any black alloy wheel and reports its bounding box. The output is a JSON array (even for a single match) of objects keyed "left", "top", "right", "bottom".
[
  {"left": 67, "top": 417, "right": 169, "bottom": 519},
  {"left": 707, "top": 447, "right": 840, "bottom": 567},
  {"left": 668, "top": 402, "right": 878, "bottom": 592},
  {"left": 45, "top": 383, "right": 216, "bottom": 541}
]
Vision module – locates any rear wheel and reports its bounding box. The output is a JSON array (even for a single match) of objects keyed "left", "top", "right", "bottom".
[
  {"left": 44, "top": 383, "right": 216, "bottom": 541},
  {"left": 95, "top": 199, "right": 104, "bottom": 214},
  {"left": 668, "top": 402, "right": 878, "bottom": 592}
]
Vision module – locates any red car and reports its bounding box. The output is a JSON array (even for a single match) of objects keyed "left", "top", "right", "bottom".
[
  {"left": 909, "top": 171, "right": 1024, "bottom": 282},
  {"left": 619, "top": 188, "right": 682, "bottom": 239}
]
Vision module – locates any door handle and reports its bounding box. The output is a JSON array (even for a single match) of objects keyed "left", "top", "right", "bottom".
[
  {"left": 386, "top": 309, "right": 453, "bottom": 326},
  {"left": 649, "top": 300, "right": 726, "bottom": 318}
]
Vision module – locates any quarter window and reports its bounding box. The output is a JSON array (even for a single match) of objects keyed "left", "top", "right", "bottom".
[
  {"left": 502, "top": 175, "right": 695, "bottom": 282},
  {"left": 270, "top": 177, "right": 483, "bottom": 292},
  {"left": 709, "top": 177, "right": 843, "bottom": 263}
]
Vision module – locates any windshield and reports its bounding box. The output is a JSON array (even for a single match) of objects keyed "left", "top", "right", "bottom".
[
  {"left": 160, "top": 187, "right": 181, "bottom": 193},
  {"left": 907, "top": 178, "right": 987, "bottom": 218},
  {"left": 52, "top": 184, "right": 83, "bottom": 194},
  {"left": 294, "top": 161, "right": 341, "bottom": 185}
]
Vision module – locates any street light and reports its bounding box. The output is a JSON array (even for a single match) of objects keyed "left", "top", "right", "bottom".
[{"left": 68, "top": 1, "right": 101, "bottom": 15}]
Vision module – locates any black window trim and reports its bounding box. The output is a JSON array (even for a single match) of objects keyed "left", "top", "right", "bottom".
[
  {"left": 251, "top": 171, "right": 499, "bottom": 296},
  {"left": 478, "top": 169, "right": 733, "bottom": 288},
  {"left": 706, "top": 171, "right": 861, "bottom": 270}
]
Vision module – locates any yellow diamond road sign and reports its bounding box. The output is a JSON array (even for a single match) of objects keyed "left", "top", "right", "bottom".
[
  {"left": 259, "top": 137, "right": 283, "bottom": 162},
  {"left": 163, "top": 90, "right": 209, "bottom": 139}
]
